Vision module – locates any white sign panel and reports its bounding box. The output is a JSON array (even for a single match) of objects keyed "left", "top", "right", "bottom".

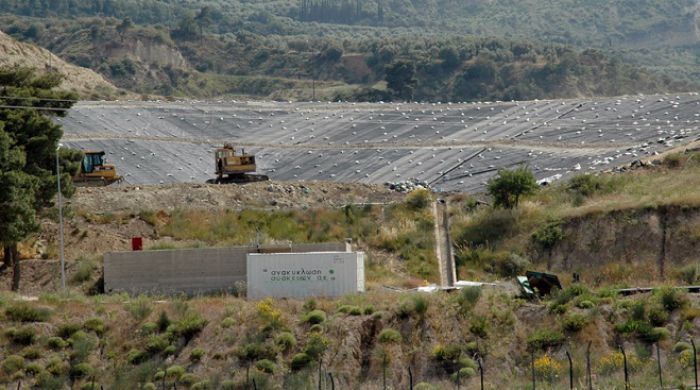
[{"left": 247, "top": 252, "right": 365, "bottom": 299}]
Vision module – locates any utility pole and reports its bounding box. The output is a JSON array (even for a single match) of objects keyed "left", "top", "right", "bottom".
[{"left": 56, "top": 144, "right": 65, "bottom": 290}]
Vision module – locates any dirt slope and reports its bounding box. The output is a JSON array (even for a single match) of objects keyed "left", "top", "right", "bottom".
[{"left": 0, "top": 30, "right": 123, "bottom": 99}]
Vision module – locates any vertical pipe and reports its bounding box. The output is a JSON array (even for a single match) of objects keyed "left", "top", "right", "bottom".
[
  {"left": 408, "top": 366, "right": 413, "bottom": 390},
  {"left": 656, "top": 342, "right": 663, "bottom": 389},
  {"left": 566, "top": 350, "right": 573, "bottom": 390}
]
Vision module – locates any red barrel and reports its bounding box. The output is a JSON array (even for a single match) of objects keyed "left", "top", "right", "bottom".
[{"left": 132, "top": 237, "right": 143, "bottom": 251}]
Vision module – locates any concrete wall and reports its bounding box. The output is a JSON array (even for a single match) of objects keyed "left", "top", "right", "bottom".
[
  {"left": 247, "top": 252, "right": 365, "bottom": 300},
  {"left": 104, "top": 242, "right": 347, "bottom": 295}
]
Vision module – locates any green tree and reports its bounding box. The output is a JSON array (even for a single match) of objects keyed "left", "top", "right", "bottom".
[
  {"left": 115, "top": 16, "right": 132, "bottom": 42},
  {"left": 0, "top": 67, "right": 79, "bottom": 291},
  {"left": 385, "top": 60, "right": 416, "bottom": 101},
  {"left": 194, "top": 6, "right": 212, "bottom": 40},
  {"left": 487, "top": 166, "right": 538, "bottom": 209}
]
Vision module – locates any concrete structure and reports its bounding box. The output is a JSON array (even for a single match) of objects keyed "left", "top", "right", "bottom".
[
  {"left": 247, "top": 252, "right": 365, "bottom": 299},
  {"left": 104, "top": 242, "right": 347, "bottom": 295},
  {"left": 59, "top": 94, "right": 700, "bottom": 192}
]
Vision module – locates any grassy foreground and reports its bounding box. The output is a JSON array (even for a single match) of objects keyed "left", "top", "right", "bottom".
[{"left": 0, "top": 285, "right": 700, "bottom": 389}]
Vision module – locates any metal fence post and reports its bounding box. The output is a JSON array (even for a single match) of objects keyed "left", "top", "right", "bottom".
[
  {"left": 692, "top": 339, "right": 698, "bottom": 390},
  {"left": 586, "top": 341, "right": 592, "bottom": 390},
  {"left": 327, "top": 372, "right": 335, "bottom": 390},
  {"left": 253, "top": 379, "right": 258, "bottom": 390},
  {"left": 456, "top": 366, "right": 461, "bottom": 390},
  {"left": 619, "top": 344, "right": 629, "bottom": 390},
  {"left": 477, "top": 355, "right": 484, "bottom": 390},
  {"left": 656, "top": 342, "right": 663, "bottom": 389},
  {"left": 531, "top": 352, "right": 536, "bottom": 390},
  {"left": 408, "top": 366, "right": 413, "bottom": 390},
  {"left": 319, "top": 358, "right": 323, "bottom": 390},
  {"left": 566, "top": 350, "right": 573, "bottom": 390}
]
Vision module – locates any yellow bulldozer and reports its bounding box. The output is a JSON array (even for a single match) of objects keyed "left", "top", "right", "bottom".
[
  {"left": 73, "top": 150, "right": 122, "bottom": 186},
  {"left": 208, "top": 144, "right": 269, "bottom": 184}
]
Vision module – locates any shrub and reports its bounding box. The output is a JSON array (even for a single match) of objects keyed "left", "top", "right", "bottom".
[
  {"left": 47, "top": 336, "right": 67, "bottom": 350},
  {"left": 163, "top": 345, "right": 176, "bottom": 356},
  {"left": 405, "top": 188, "right": 431, "bottom": 210},
  {"left": 291, "top": 353, "right": 312, "bottom": 371},
  {"left": 456, "top": 287, "right": 481, "bottom": 311},
  {"left": 145, "top": 335, "right": 169, "bottom": 354},
  {"left": 124, "top": 296, "right": 152, "bottom": 322},
  {"left": 534, "top": 354, "right": 561, "bottom": 381},
  {"left": 256, "top": 359, "right": 275, "bottom": 374},
  {"left": 191, "top": 380, "right": 211, "bottom": 390},
  {"left": 679, "top": 349, "right": 694, "bottom": 368},
  {"left": 304, "top": 333, "right": 329, "bottom": 359},
  {"left": 69, "top": 362, "right": 93, "bottom": 380},
  {"left": 157, "top": 311, "right": 171, "bottom": 332},
  {"left": 1, "top": 355, "right": 25, "bottom": 375},
  {"left": 83, "top": 318, "right": 105, "bottom": 335},
  {"left": 141, "top": 322, "right": 158, "bottom": 335},
  {"left": 469, "top": 316, "right": 488, "bottom": 338},
  {"left": 24, "top": 362, "right": 42, "bottom": 375},
  {"left": 179, "top": 373, "right": 198, "bottom": 386},
  {"left": 648, "top": 305, "right": 669, "bottom": 326},
  {"left": 21, "top": 347, "right": 41, "bottom": 360},
  {"left": 46, "top": 357, "right": 67, "bottom": 376},
  {"left": 309, "top": 324, "right": 324, "bottom": 333},
  {"left": 363, "top": 305, "right": 375, "bottom": 315},
  {"left": 576, "top": 300, "right": 595, "bottom": 309},
  {"left": 190, "top": 348, "right": 205, "bottom": 362},
  {"left": 174, "top": 312, "right": 208, "bottom": 342},
  {"left": 414, "top": 383, "right": 435, "bottom": 390},
  {"left": 304, "top": 310, "right": 326, "bottom": 325},
  {"left": 378, "top": 328, "right": 402, "bottom": 344},
  {"left": 37, "top": 371, "right": 64, "bottom": 389},
  {"left": 57, "top": 323, "right": 82, "bottom": 339},
  {"left": 656, "top": 287, "right": 688, "bottom": 311},
  {"left": 154, "top": 371, "right": 165, "bottom": 381},
  {"left": 275, "top": 331, "right": 297, "bottom": 352},
  {"left": 220, "top": 380, "right": 235, "bottom": 390},
  {"left": 674, "top": 341, "right": 693, "bottom": 353},
  {"left": 166, "top": 365, "right": 185, "bottom": 380},
  {"left": 527, "top": 329, "right": 565, "bottom": 351},
  {"left": 127, "top": 349, "right": 148, "bottom": 365},
  {"left": 142, "top": 383, "right": 157, "bottom": 390},
  {"left": 561, "top": 313, "right": 588, "bottom": 332},
  {"left": 432, "top": 344, "right": 461, "bottom": 362},
  {"left": 5, "top": 303, "right": 51, "bottom": 322},
  {"left": 412, "top": 295, "right": 430, "bottom": 316},
  {"left": 221, "top": 317, "right": 235, "bottom": 328},
  {"left": 71, "top": 259, "right": 94, "bottom": 284},
  {"left": 5, "top": 326, "right": 36, "bottom": 345},
  {"left": 452, "top": 367, "right": 476, "bottom": 381}
]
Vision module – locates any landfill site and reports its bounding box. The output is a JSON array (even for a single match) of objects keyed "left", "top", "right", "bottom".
[{"left": 60, "top": 93, "right": 700, "bottom": 192}]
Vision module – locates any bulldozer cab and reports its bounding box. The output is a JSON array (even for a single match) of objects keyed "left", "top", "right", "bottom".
[
  {"left": 82, "top": 151, "right": 106, "bottom": 174},
  {"left": 216, "top": 145, "right": 256, "bottom": 175}
]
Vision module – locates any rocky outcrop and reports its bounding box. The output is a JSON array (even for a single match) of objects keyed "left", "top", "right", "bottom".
[{"left": 540, "top": 206, "right": 700, "bottom": 275}]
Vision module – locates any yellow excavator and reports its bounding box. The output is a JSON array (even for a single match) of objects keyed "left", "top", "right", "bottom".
[
  {"left": 73, "top": 150, "right": 123, "bottom": 186},
  {"left": 208, "top": 144, "right": 269, "bottom": 184}
]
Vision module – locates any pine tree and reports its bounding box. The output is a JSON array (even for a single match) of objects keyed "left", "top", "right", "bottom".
[{"left": 0, "top": 67, "right": 80, "bottom": 291}]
